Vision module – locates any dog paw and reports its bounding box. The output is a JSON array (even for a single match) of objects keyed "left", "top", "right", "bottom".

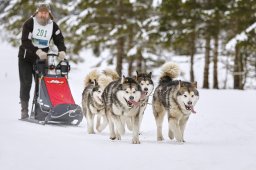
[
  {"left": 96, "top": 127, "right": 103, "bottom": 133},
  {"left": 168, "top": 131, "right": 174, "bottom": 140},
  {"left": 176, "top": 138, "right": 184, "bottom": 143},
  {"left": 132, "top": 137, "right": 140, "bottom": 144},
  {"left": 88, "top": 130, "right": 95, "bottom": 134},
  {"left": 116, "top": 134, "right": 121, "bottom": 140},
  {"left": 157, "top": 136, "right": 164, "bottom": 141},
  {"left": 110, "top": 136, "right": 116, "bottom": 140}
]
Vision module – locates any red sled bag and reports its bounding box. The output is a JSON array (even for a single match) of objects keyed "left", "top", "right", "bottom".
[{"left": 30, "top": 54, "right": 83, "bottom": 125}]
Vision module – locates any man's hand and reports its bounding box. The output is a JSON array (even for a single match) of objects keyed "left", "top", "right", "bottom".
[
  {"left": 58, "top": 51, "right": 66, "bottom": 60},
  {"left": 36, "top": 49, "right": 47, "bottom": 60}
]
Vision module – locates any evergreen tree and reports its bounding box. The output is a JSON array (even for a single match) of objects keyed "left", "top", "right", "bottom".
[
  {"left": 60, "top": 0, "right": 159, "bottom": 75},
  {"left": 1, "top": 0, "right": 256, "bottom": 89},
  {"left": 200, "top": 1, "right": 212, "bottom": 89},
  {"left": 159, "top": 0, "right": 202, "bottom": 82},
  {"left": 201, "top": 0, "right": 229, "bottom": 89},
  {"left": 0, "top": 0, "right": 37, "bottom": 46},
  {"left": 225, "top": 0, "right": 256, "bottom": 89}
]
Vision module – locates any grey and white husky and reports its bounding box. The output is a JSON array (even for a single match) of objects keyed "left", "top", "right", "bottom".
[
  {"left": 152, "top": 62, "right": 199, "bottom": 142},
  {"left": 82, "top": 70, "right": 112, "bottom": 134},
  {"left": 102, "top": 75, "right": 142, "bottom": 144},
  {"left": 126, "top": 71, "right": 154, "bottom": 132}
]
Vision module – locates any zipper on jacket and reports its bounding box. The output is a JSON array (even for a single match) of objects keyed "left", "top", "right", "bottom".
[{"left": 23, "top": 49, "right": 27, "bottom": 58}]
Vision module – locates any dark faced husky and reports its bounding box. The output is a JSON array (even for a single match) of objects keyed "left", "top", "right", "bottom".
[
  {"left": 102, "top": 76, "right": 142, "bottom": 144},
  {"left": 152, "top": 62, "right": 199, "bottom": 142},
  {"left": 126, "top": 71, "right": 154, "bottom": 132},
  {"left": 82, "top": 70, "right": 111, "bottom": 134}
]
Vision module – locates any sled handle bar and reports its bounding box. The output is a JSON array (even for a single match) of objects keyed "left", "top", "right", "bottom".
[
  {"left": 34, "top": 59, "right": 70, "bottom": 76},
  {"left": 47, "top": 53, "right": 58, "bottom": 57}
]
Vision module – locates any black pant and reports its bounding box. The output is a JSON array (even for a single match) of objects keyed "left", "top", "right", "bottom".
[{"left": 18, "top": 57, "right": 35, "bottom": 102}]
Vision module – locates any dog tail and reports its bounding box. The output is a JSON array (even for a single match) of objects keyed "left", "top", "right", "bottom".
[
  {"left": 98, "top": 74, "right": 113, "bottom": 89},
  {"left": 159, "top": 62, "right": 180, "bottom": 82},
  {"left": 102, "top": 68, "right": 120, "bottom": 80},
  {"left": 84, "top": 69, "right": 100, "bottom": 87}
]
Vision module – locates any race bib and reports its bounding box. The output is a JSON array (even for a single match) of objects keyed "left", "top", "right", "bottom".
[{"left": 32, "top": 17, "right": 53, "bottom": 48}]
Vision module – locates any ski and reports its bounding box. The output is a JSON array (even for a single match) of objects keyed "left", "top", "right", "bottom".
[
  {"left": 19, "top": 117, "right": 80, "bottom": 127},
  {"left": 19, "top": 117, "right": 46, "bottom": 125}
]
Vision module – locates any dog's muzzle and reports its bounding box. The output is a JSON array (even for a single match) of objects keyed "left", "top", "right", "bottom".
[
  {"left": 140, "top": 91, "right": 148, "bottom": 100},
  {"left": 184, "top": 103, "right": 196, "bottom": 114},
  {"left": 124, "top": 98, "right": 140, "bottom": 108}
]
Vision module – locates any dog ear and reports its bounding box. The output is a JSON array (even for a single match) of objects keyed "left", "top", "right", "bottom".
[
  {"left": 177, "top": 80, "right": 181, "bottom": 90},
  {"left": 148, "top": 72, "right": 152, "bottom": 78},
  {"left": 121, "top": 75, "right": 126, "bottom": 84},
  {"left": 191, "top": 81, "right": 197, "bottom": 88},
  {"left": 93, "top": 79, "right": 98, "bottom": 86}
]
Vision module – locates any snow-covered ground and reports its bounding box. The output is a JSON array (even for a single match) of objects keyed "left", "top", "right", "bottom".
[{"left": 0, "top": 42, "right": 256, "bottom": 170}]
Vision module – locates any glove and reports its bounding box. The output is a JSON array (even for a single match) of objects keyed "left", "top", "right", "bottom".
[
  {"left": 58, "top": 51, "right": 66, "bottom": 60},
  {"left": 36, "top": 49, "right": 47, "bottom": 60}
]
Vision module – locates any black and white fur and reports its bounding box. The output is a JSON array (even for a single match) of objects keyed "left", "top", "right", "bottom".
[
  {"left": 152, "top": 62, "right": 199, "bottom": 142},
  {"left": 102, "top": 75, "right": 142, "bottom": 144},
  {"left": 82, "top": 70, "right": 109, "bottom": 134},
  {"left": 126, "top": 71, "right": 154, "bottom": 133}
]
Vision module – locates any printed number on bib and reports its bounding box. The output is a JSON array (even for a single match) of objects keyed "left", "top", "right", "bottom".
[{"left": 36, "top": 29, "right": 47, "bottom": 37}]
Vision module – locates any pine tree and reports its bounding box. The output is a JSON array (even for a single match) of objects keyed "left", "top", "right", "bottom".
[
  {"left": 0, "top": 1, "right": 38, "bottom": 46},
  {"left": 60, "top": 0, "right": 159, "bottom": 75},
  {"left": 159, "top": 0, "right": 202, "bottom": 82},
  {"left": 210, "top": 0, "right": 229, "bottom": 89},
  {"left": 225, "top": 0, "right": 256, "bottom": 89}
]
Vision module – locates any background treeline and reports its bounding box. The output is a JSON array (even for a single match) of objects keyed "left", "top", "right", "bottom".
[{"left": 1, "top": 0, "right": 256, "bottom": 89}]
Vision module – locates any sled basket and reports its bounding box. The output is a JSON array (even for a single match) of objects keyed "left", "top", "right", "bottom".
[{"left": 31, "top": 55, "right": 83, "bottom": 125}]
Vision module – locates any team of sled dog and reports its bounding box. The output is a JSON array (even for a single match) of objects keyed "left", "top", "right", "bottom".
[{"left": 82, "top": 62, "right": 199, "bottom": 144}]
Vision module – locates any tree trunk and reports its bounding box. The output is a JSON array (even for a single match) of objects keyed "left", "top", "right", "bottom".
[
  {"left": 239, "top": 48, "right": 244, "bottom": 89},
  {"left": 223, "top": 56, "right": 229, "bottom": 89},
  {"left": 234, "top": 45, "right": 241, "bottom": 89},
  {"left": 128, "top": 31, "right": 134, "bottom": 77},
  {"left": 116, "top": 36, "right": 125, "bottom": 76},
  {"left": 203, "top": 36, "right": 211, "bottom": 88},
  {"left": 190, "top": 31, "right": 196, "bottom": 82},
  {"left": 142, "top": 58, "right": 147, "bottom": 73},
  {"left": 213, "top": 34, "right": 219, "bottom": 89},
  {"left": 233, "top": 45, "right": 244, "bottom": 89},
  {"left": 136, "top": 49, "right": 143, "bottom": 73},
  {"left": 128, "top": 56, "right": 134, "bottom": 77},
  {"left": 242, "top": 53, "right": 248, "bottom": 89},
  {"left": 115, "top": 0, "right": 124, "bottom": 76}
]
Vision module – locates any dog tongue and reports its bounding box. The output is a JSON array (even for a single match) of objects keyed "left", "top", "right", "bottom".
[
  {"left": 191, "top": 106, "right": 196, "bottom": 114},
  {"left": 140, "top": 92, "right": 147, "bottom": 100},
  {"left": 129, "top": 100, "right": 140, "bottom": 106}
]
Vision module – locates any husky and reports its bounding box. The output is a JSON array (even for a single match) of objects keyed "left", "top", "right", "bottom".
[
  {"left": 102, "top": 74, "right": 142, "bottom": 144},
  {"left": 82, "top": 70, "right": 112, "bottom": 134},
  {"left": 126, "top": 71, "right": 154, "bottom": 133},
  {"left": 152, "top": 62, "right": 199, "bottom": 142}
]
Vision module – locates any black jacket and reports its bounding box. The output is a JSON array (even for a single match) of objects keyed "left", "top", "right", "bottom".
[{"left": 18, "top": 17, "right": 66, "bottom": 63}]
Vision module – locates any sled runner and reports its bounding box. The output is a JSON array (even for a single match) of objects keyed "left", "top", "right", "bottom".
[{"left": 24, "top": 53, "right": 83, "bottom": 125}]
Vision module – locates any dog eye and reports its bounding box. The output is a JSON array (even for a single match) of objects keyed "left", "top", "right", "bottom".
[
  {"left": 126, "top": 91, "right": 129, "bottom": 94},
  {"left": 192, "top": 95, "right": 194, "bottom": 97},
  {"left": 184, "top": 95, "right": 187, "bottom": 97}
]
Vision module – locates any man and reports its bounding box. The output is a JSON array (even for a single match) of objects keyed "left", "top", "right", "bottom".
[{"left": 18, "top": 3, "right": 66, "bottom": 119}]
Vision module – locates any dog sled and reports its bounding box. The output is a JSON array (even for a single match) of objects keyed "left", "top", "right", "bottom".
[{"left": 22, "top": 53, "right": 83, "bottom": 125}]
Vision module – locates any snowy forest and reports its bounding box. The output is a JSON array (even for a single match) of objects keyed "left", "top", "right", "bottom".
[{"left": 1, "top": 0, "right": 256, "bottom": 90}]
